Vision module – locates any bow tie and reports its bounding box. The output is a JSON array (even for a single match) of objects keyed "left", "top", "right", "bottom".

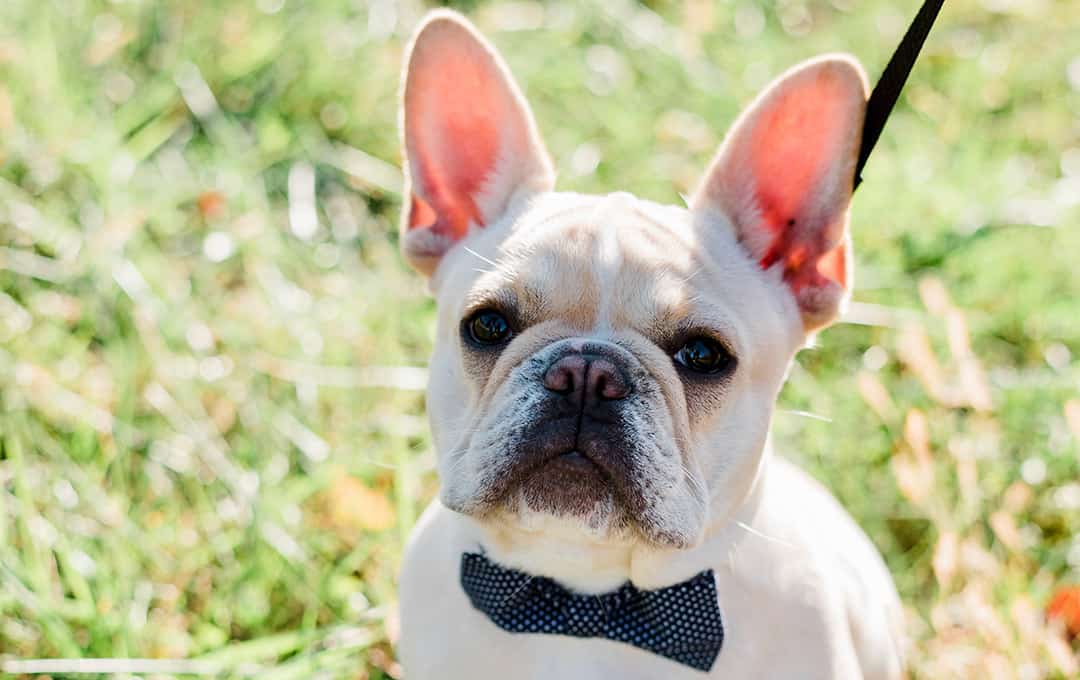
[{"left": 459, "top": 552, "right": 724, "bottom": 672}]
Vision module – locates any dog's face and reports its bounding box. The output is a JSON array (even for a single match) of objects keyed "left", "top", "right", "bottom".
[{"left": 400, "top": 12, "right": 867, "bottom": 551}]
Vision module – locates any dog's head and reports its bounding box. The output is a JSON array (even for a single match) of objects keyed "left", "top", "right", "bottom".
[{"left": 400, "top": 11, "right": 867, "bottom": 551}]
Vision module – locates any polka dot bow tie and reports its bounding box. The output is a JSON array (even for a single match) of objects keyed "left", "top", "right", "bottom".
[{"left": 460, "top": 552, "right": 724, "bottom": 672}]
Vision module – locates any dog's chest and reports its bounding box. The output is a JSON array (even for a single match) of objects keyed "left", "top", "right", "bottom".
[
  {"left": 396, "top": 481, "right": 879, "bottom": 680},
  {"left": 401, "top": 557, "right": 851, "bottom": 680}
]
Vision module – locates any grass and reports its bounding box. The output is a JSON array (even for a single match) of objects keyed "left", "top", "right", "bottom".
[{"left": 0, "top": 0, "right": 1078, "bottom": 677}]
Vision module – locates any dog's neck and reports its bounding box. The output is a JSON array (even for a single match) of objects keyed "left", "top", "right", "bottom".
[{"left": 470, "top": 443, "right": 773, "bottom": 595}]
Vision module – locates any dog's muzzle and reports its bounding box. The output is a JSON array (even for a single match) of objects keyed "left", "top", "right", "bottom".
[{"left": 484, "top": 340, "right": 650, "bottom": 516}]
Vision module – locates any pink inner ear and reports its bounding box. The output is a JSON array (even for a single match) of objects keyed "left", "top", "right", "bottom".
[
  {"left": 747, "top": 71, "right": 856, "bottom": 289},
  {"left": 408, "top": 194, "right": 438, "bottom": 230},
  {"left": 817, "top": 241, "right": 847, "bottom": 288},
  {"left": 407, "top": 49, "right": 523, "bottom": 242}
]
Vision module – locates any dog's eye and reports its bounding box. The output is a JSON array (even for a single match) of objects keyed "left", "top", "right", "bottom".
[
  {"left": 674, "top": 337, "right": 735, "bottom": 375},
  {"left": 465, "top": 309, "right": 513, "bottom": 346}
]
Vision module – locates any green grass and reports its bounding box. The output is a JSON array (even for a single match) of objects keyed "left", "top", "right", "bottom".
[{"left": 1, "top": 0, "right": 1078, "bottom": 677}]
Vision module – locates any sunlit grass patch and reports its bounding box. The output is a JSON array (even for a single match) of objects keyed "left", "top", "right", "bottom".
[{"left": 1, "top": 1, "right": 1078, "bottom": 678}]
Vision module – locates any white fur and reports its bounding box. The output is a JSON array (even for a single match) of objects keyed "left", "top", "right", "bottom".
[
  {"left": 402, "top": 193, "right": 904, "bottom": 679},
  {"left": 401, "top": 457, "right": 903, "bottom": 679},
  {"left": 397, "top": 10, "right": 904, "bottom": 679}
]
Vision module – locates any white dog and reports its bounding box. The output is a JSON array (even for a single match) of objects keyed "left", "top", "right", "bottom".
[{"left": 396, "top": 10, "right": 904, "bottom": 679}]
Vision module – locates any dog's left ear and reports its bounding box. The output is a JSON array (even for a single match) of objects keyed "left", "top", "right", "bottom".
[
  {"left": 399, "top": 10, "right": 555, "bottom": 277},
  {"left": 691, "top": 56, "right": 868, "bottom": 332}
]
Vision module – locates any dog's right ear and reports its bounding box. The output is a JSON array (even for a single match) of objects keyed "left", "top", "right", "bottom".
[
  {"left": 399, "top": 10, "right": 554, "bottom": 277},
  {"left": 690, "top": 56, "right": 868, "bottom": 333}
]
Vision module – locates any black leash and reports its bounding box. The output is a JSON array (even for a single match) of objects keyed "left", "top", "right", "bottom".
[{"left": 854, "top": 0, "right": 945, "bottom": 190}]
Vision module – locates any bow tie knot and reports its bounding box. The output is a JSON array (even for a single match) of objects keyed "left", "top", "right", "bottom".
[{"left": 460, "top": 552, "right": 724, "bottom": 672}]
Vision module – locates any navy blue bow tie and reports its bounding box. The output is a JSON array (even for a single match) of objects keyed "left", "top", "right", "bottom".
[{"left": 460, "top": 552, "right": 724, "bottom": 672}]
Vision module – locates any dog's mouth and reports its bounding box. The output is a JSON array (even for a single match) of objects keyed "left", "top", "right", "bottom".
[
  {"left": 514, "top": 447, "right": 621, "bottom": 514},
  {"left": 473, "top": 416, "right": 646, "bottom": 521},
  {"left": 528, "top": 448, "right": 609, "bottom": 486},
  {"left": 492, "top": 438, "right": 612, "bottom": 492},
  {"left": 454, "top": 401, "right": 702, "bottom": 549},
  {"left": 549, "top": 450, "right": 601, "bottom": 473}
]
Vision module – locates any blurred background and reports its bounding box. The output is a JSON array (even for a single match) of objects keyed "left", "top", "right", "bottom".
[{"left": 0, "top": 0, "right": 1078, "bottom": 677}]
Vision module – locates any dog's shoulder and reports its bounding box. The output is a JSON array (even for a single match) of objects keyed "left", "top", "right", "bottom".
[
  {"left": 743, "top": 457, "right": 905, "bottom": 679},
  {"left": 398, "top": 501, "right": 470, "bottom": 673}
]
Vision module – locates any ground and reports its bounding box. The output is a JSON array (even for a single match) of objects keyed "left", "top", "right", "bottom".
[{"left": 0, "top": 0, "right": 1078, "bottom": 678}]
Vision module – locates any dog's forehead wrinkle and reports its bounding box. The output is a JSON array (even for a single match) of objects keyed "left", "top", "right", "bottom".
[{"left": 590, "top": 193, "right": 637, "bottom": 329}]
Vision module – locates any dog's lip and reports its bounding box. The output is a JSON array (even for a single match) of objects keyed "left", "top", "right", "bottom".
[
  {"left": 474, "top": 416, "right": 642, "bottom": 512},
  {"left": 560, "top": 450, "right": 590, "bottom": 464},
  {"left": 548, "top": 450, "right": 602, "bottom": 473},
  {"left": 508, "top": 447, "right": 611, "bottom": 491}
]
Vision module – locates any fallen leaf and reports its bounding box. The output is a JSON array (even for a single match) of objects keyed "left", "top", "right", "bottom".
[
  {"left": 314, "top": 469, "right": 396, "bottom": 534},
  {"left": 1046, "top": 585, "right": 1080, "bottom": 639},
  {"left": 197, "top": 191, "right": 226, "bottom": 220}
]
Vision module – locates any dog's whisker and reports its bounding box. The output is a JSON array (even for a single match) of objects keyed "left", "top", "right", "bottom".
[
  {"left": 463, "top": 246, "right": 499, "bottom": 269},
  {"left": 778, "top": 409, "right": 833, "bottom": 423},
  {"left": 595, "top": 594, "right": 611, "bottom": 620},
  {"left": 734, "top": 520, "right": 795, "bottom": 549},
  {"left": 677, "top": 266, "right": 704, "bottom": 287},
  {"left": 678, "top": 460, "right": 708, "bottom": 504},
  {"left": 496, "top": 574, "right": 536, "bottom": 610}
]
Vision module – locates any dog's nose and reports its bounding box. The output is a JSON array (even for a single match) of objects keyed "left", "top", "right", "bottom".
[{"left": 543, "top": 353, "right": 631, "bottom": 403}]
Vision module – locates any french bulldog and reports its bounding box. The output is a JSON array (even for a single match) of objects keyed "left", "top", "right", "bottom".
[{"left": 396, "top": 10, "right": 904, "bottom": 679}]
